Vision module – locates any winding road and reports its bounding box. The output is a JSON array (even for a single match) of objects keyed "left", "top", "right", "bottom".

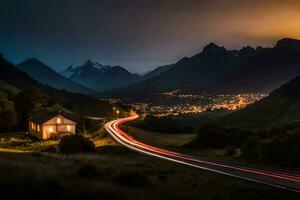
[{"left": 104, "top": 114, "right": 300, "bottom": 193}]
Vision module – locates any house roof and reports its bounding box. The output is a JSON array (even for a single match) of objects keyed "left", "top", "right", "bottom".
[{"left": 29, "top": 110, "right": 77, "bottom": 124}]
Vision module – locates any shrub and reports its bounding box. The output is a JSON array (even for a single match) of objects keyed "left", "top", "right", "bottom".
[
  {"left": 241, "top": 124, "right": 300, "bottom": 166},
  {"left": 59, "top": 134, "right": 95, "bottom": 154}
]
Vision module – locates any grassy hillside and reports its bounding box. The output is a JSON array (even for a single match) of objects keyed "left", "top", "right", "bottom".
[
  {"left": 0, "top": 80, "right": 20, "bottom": 94},
  {"left": 0, "top": 147, "right": 299, "bottom": 200},
  {"left": 218, "top": 76, "right": 300, "bottom": 129}
]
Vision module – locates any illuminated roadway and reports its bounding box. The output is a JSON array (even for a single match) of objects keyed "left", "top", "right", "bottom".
[{"left": 104, "top": 114, "right": 300, "bottom": 193}]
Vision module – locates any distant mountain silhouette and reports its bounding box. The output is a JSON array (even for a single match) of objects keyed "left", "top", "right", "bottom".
[
  {"left": 218, "top": 74, "right": 300, "bottom": 129},
  {"left": 102, "top": 38, "right": 300, "bottom": 98},
  {"left": 135, "top": 42, "right": 248, "bottom": 91},
  {"left": 142, "top": 64, "right": 174, "bottom": 80},
  {"left": 61, "top": 60, "right": 141, "bottom": 92},
  {"left": 0, "top": 56, "right": 48, "bottom": 91},
  {"left": 16, "top": 58, "right": 94, "bottom": 94},
  {"left": 101, "top": 42, "right": 256, "bottom": 97},
  {"left": 212, "top": 38, "right": 300, "bottom": 93}
]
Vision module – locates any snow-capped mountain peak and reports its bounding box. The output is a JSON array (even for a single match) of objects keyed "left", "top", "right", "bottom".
[
  {"left": 60, "top": 59, "right": 111, "bottom": 78},
  {"left": 81, "top": 59, "right": 110, "bottom": 71}
]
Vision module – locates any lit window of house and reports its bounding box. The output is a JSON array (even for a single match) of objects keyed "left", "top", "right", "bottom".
[
  {"left": 57, "top": 118, "right": 61, "bottom": 124},
  {"left": 49, "top": 127, "right": 53, "bottom": 132},
  {"left": 31, "top": 122, "right": 34, "bottom": 129},
  {"left": 37, "top": 125, "right": 40, "bottom": 132},
  {"left": 67, "top": 125, "right": 71, "bottom": 131}
]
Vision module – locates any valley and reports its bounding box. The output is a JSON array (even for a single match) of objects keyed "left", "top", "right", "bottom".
[{"left": 1, "top": 13, "right": 300, "bottom": 198}]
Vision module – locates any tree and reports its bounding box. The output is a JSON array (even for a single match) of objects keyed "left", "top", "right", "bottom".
[
  {"left": 14, "top": 88, "right": 46, "bottom": 128},
  {"left": 0, "top": 90, "right": 18, "bottom": 132}
]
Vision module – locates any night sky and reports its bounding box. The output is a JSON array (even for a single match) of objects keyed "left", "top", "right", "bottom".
[{"left": 1, "top": 0, "right": 300, "bottom": 73}]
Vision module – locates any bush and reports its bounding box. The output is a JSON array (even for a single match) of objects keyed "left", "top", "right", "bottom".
[
  {"left": 59, "top": 134, "right": 95, "bottom": 154},
  {"left": 241, "top": 124, "right": 300, "bottom": 166}
]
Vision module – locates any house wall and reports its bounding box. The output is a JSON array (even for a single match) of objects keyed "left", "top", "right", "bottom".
[
  {"left": 42, "top": 124, "right": 75, "bottom": 139},
  {"left": 42, "top": 125, "right": 57, "bottom": 140},
  {"left": 42, "top": 115, "right": 76, "bottom": 139},
  {"left": 29, "top": 115, "right": 76, "bottom": 140}
]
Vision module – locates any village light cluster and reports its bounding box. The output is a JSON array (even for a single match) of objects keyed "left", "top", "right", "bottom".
[{"left": 130, "top": 92, "right": 267, "bottom": 116}]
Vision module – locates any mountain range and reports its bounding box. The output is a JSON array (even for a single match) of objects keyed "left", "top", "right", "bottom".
[
  {"left": 16, "top": 58, "right": 94, "bottom": 95},
  {"left": 12, "top": 56, "right": 174, "bottom": 94},
  {"left": 60, "top": 60, "right": 141, "bottom": 92},
  {"left": 4, "top": 37, "right": 300, "bottom": 100},
  {"left": 105, "top": 43, "right": 252, "bottom": 96},
  {"left": 211, "top": 38, "right": 300, "bottom": 93},
  {"left": 0, "top": 54, "right": 115, "bottom": 117},
  {"left": 3, "top": 38, "right": 300, "bottom": 129},
  {"left": 101, "top": 38, "right": 300, "bottom": 98}
]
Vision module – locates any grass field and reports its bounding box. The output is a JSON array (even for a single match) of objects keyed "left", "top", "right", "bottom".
[
  {"left": 123, "top": 125, "right": 300, "bottom": 173},
  {"left": 124, "top": 126, "right": 196, "bottom": 147},
  {"left": 0, "top": 132, "right": 58, "bottom": 152},
  {"left": 0, "top": 146, "right": 299, "bottom": 200},
  {"left": 0, "top": 128, "right": 299, "bottom": 199}
]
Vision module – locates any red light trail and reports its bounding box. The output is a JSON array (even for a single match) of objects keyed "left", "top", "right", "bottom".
[{"left": 105, "top": 114, "right": 300, "bottom": 193}]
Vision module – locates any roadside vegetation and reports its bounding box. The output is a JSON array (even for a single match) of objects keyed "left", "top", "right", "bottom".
[
  {"left": 59, "top": 134, "right": 95, "bottom": 154},
  {"left": 127, "top": 113, "right": 300, "bottom": 167},
  {"left": 189, "top": 122, "right": 300, "bottom": 167}
]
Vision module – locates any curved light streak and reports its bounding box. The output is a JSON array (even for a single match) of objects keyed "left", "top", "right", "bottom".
[{"left": 105, "top": 114, "right": 300, "bottom": 193}]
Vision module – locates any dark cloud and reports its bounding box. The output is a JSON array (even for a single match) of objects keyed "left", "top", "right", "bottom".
[{"left": 0, "top": 0, "right": 299, "bottom": 73}]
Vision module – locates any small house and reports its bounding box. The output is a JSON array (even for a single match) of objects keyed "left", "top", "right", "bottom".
[{"left": 28, "top": 111, "right": 76, "bottom": 140}]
